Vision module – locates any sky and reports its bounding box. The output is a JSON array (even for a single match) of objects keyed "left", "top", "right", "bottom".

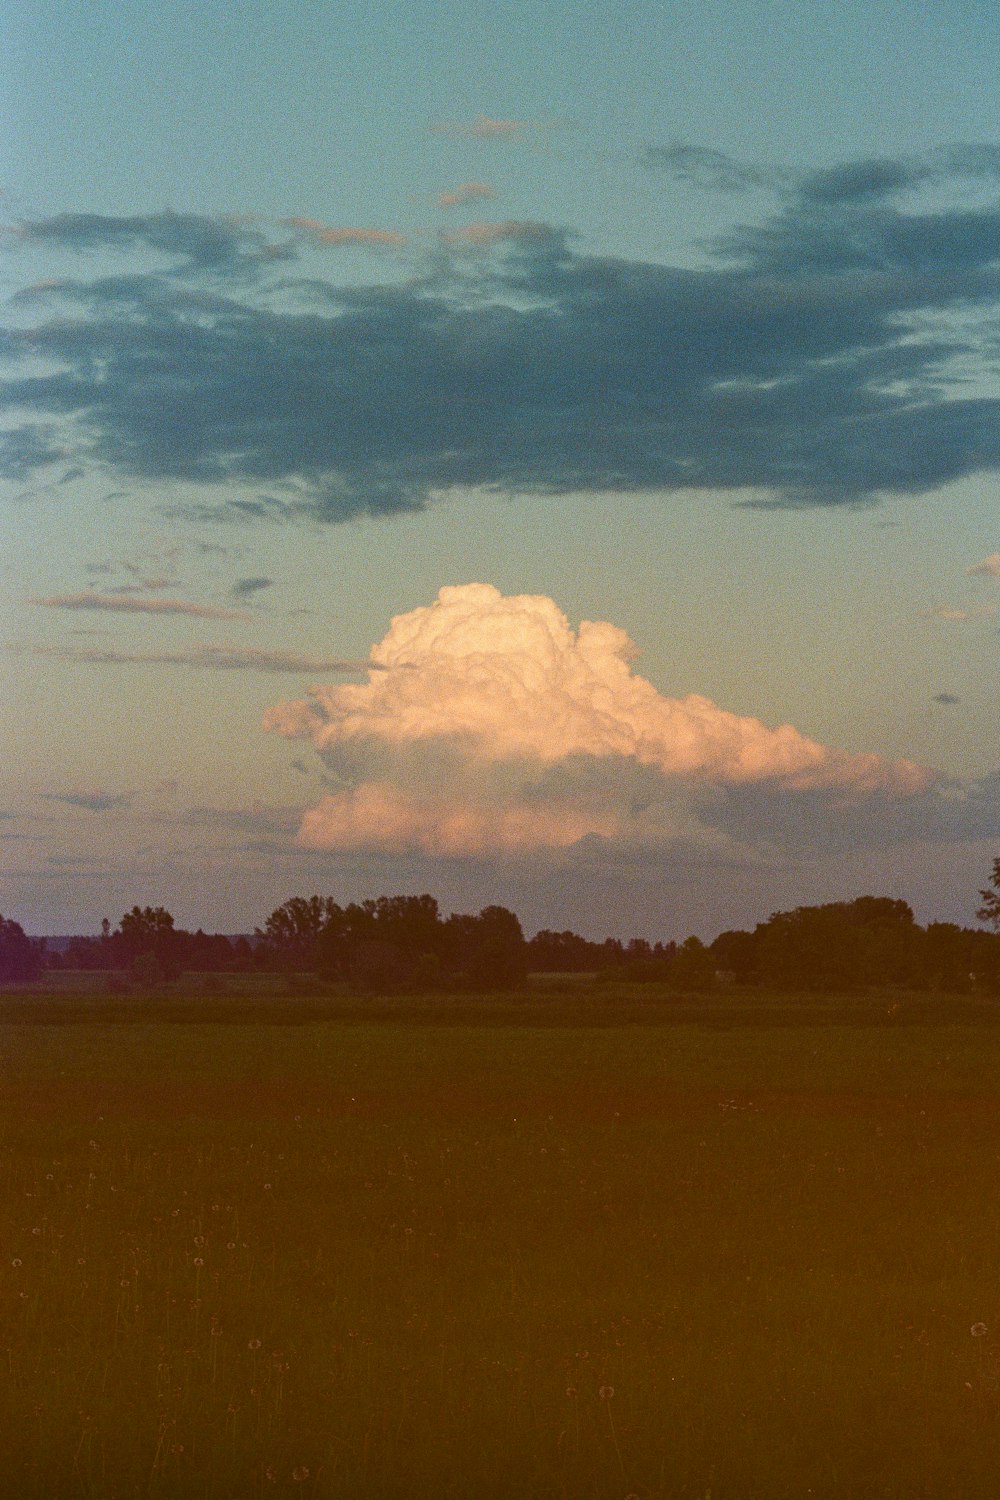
[{"left": 1, "top": 0, "right": 998, "bottom": 941}]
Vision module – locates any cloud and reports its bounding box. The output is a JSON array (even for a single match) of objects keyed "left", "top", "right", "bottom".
[
  {"left": 443, "top": 220, "right": 554, "bottom": 246},
  {"left": 105, "top": 577, "right": 173, "bottom": 595},
  {"left": 180, "top": 804, "right": 301, "bottom": 835},
  {"left": 21, "top": 642, "right": 377, "bottom": 674},
  {"left": 28, "top": 591, "right": 247, "bottom": 620},
  {"left": 9, "top": 210, "right": 293, "bottom": 278},
  {"left": 922, "top": 603, "right": 998, "bottom": 621},
  {"left": 644, "top": 144, "right": 782, "bottom": 194},
  {"left": 82, "top": 554, "right": 178, "bottom": 595},
  {"left": 645, "top": 142, "right": 1000, "bottom": 204},
  {"left": 437, "top": 182, "right": 496, "bottom": 208},
  {"left": 265, "top": 583, "right": 930, "bottom": 857},
  {"left": 0, "top": 423, "right": 66, "bottom": 479},
  {"left": 798, "top": 144, "right": 1000, "bottom": 204},
  {"left": 4, "top": 154, "right": 1000, "bottom": 514},
  {"left": 297, "top": 783, "right": 617, "bottom": 856},
  {"left": 41, "top": 790, "right": 130, "bottom": 812},
  {"left": 698, "top": 769, "right": 1000, "bottom": 857},
  {"left": 428, "top": 115, "right": 557, "bottom": 140},
  {"left": 799, "top": 158, "right": 925, "bottom": 205},
  {"left": 231, "top": 575, "right": 274, "bottom": 597},
  {"left": 967, "top": 553, "right": 1000, "bottom": 578},
  {"left": 283, "top": 218, "right": 407, "bottom": 248}
]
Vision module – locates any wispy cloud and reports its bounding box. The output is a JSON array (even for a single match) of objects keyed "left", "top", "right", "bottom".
[
  {"left": 645, "top": 141, "right": 1000, "bottom": 203},
  {"left": 967, "top": 553, "right": 1000, "bottom": 578},
  {"left": 282, "top": 218, "right": 407, "bottom": 248},
  {"left": 180, "top": 804, "right": 301, "bottom": 836},
  {"left": 105, "top": 577, "right": 174, "bottom": 595},
  {"left": 437, "top": 182, "right": 496, "bottom": 208},
  {"left": 7, "top": 209, "right": 293, "bottom": 278},
  {"left": 428, "top": 114, "right": 559, "bottom": 140},
  {"left": 443, "top": 220, "right": 553, "bottom": 246},
  {"left": 28, "top": 591, "right": 247, "bottom": 620},
  {"left": 231, "top": 575, "right": 274, "bottom": 597},
  {"left": 41, "top": 790, "right": 130, "bottom": 812},
  {"left": 923, "top": 603, "right": 999, "bottom": 621},
  {"left": 21, "top": 641, "right": 379, "bottom": 674},
  {"left": 643, "top": 144, "right": 782, "bottom": 193}
]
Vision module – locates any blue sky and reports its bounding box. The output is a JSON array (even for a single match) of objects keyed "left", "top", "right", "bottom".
[{"left": 1, "top": 0, "right": 998, "bottom": 939}]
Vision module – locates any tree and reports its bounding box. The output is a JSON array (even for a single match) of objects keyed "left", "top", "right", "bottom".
[
  {"left": 117, "top": 905, "right": 181, "bottom": 981},
  {"left": 978, "top": 858, "right": 1000, "bottom": 930},
  {"left": 118, "top": 905, "right": 175, "bottom": 949},
  {"left": 668, "top": 935, "right": 716, "bottom": 992},
  {"left": 528, "top": 929, "right": 605, "bottom": 972},
  {"left": 462, "top": 906, "right": 528, "bottom": 991},
  {"left": 256, "top": 895, "right": 342, "bottom": 970},
  {"left": 0, "top": 915, "right": 44, "bottom": 983},
  {"left": 711, "top": 929, "right": 758, "bottom": 983},
  {"left": 751, "top": 898, "right": 919, "bottom": 992}
]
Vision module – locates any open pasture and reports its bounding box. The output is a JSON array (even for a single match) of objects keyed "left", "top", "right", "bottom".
[{"left": 3, "top": 1004, "right": 1000, "bottom": 1498}]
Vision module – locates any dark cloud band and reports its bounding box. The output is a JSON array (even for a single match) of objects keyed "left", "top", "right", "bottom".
[{"left": 3, "top": 156, "right": 1000, "bottom": 515}]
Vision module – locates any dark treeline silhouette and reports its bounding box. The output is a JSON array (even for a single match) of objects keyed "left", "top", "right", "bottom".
[
  {"left": 44, "top": 907, "right": 254, "bottom": 985},
  {"left": 3, "top": 858, "right": 999, "bottom": 991},
  {"left": 256, "top": 894, "right": 529, "bottom": 992},
  {"left": 712, "top": 896, "right": 1000, "bottom": 994},
  {"left": 528, "top": 929, "right": 677, "bottom": 974}
]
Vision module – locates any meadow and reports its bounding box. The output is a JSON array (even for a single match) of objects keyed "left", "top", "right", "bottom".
[{"left": 4, "top": 988, "right": 1000, "bottom": 1498}]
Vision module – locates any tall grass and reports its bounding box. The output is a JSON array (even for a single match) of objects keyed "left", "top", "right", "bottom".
[{"left": 4, "top": 1015, "right": 1000, "bottom": 1496}]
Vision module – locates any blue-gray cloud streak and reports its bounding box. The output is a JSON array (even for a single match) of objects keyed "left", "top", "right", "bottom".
[
  {"left": 232, "top": 575, "right": 274, "bottom": 597},
  {"left": 22, "top": 642, "right": 377, "bottom": 674},
  {"left": 10, "top": 210, "right": 293, "bottom": 278},
  {"left": 41, "top": 790, "right": 130, "bottom": 812},
  {"left": 3, "top": 154, "right": 1000, "bottom": 514}
]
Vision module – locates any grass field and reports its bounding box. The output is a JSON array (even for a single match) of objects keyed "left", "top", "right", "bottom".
[{"left": 4, "top": 991, "right": 1000, "bottom": 1497}]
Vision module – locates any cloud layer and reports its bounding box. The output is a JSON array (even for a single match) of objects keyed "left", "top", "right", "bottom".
[
  {"left": 41, "top": 789, "right": 130, "bottom": 812},
  {"left": 22, "top": 642, "right": 376, "bottom": 674},
  {"left": 265, "top": 583, "right": 930, "bottom": 857},
  {"left": 28, "top": 591, "right": 247, "bottom": 620},
  {"left": 3, "top": 143, "right": 1000, "bottom": 514},
  {"left": 428, "top": 115, "right": 558, "bottom": 139}
]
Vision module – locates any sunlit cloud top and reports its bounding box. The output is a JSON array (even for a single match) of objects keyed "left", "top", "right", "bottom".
[{"left": 265, "top": 584, "right": 931, "bottom": 857}]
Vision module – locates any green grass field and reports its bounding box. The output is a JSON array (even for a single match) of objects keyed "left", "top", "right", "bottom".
[{"left": 4, "top": 992, "right": 1000, "bottom": 1497}]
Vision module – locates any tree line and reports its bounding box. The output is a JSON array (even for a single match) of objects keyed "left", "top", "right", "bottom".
[{"left": 1, "top": 857, "right": 999, "bottom": 991}]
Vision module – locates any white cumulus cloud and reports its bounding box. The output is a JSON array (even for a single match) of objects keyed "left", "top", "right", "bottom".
[{"left": 265, "top": 583, "right": 931, "bottom": 857}]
